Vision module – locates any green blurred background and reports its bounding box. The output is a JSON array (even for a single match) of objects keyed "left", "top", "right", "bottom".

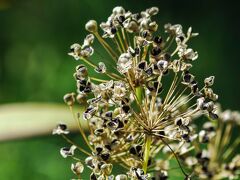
[{"left": 0, "top": 0, "right": 240, "bottom": 179}]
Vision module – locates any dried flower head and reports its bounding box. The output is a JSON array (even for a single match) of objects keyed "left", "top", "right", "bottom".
[
  {"left": 182, "top": 106, "right": 240, "bottom": 179},
  {"left": 51, "top": 6, "right": 240, "bottom": 180}
]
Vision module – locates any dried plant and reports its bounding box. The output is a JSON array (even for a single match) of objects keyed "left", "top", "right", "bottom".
[{"left": 52, "top": 6, "right": 240, "bottom": 179}]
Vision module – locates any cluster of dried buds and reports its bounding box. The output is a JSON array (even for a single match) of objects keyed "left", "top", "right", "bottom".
[
  {"left": 52, "top": 6, "right": 240, "bottom": 180},
  {"left": 181, "top": 106, "right": 240, "bottom": 179}
]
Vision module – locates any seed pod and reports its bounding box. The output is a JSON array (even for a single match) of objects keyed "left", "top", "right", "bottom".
[
  {"left": 116, "top": 174, "right": 128, "bottom": 180},
  {"left": 76, "top": 64, "right": 88, "bottom": 77},
  {"left": 101, "top": 163, "right": 113, "bottom": 175},
  {"left": 137, "top": 61, "right": 147, "bottom": 70},
  {"left": 71, "top": 162, "right": 84, "bottom": 175},
  {"left": 63, "top": 93, "right": 75, "bottom": 106},
  {"left": 85, "top": 20, "right": 98, "bottom": 33},
  {"left": 204, "top": 76, "right": 215, "bottom": 87}
]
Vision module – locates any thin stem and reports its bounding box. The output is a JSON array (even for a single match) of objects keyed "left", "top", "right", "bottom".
[
  {"left": 117, "top": 31, "right": 126, "bottom": 52},
  {"left": 121, "top": 28, "right": 129, "bottom": 49},
  {"left": 90, "top": 77, "right": 108, "bottom": 83},
  {"left": 94, "top": 32, "right": 118, "bottom": 61},
  {"left": 69, "top": 106, "right": 93, "bottom": 152},
  {"left": 61, "top": 134, "right": 91, "bottom": 156},
  {"left": 222, "top": 137, "right": 240, "bottom": 160},
  {"left": 161, "top": 138, "right": 189, "bottom": 178},
  {"left": 113, "top": 37, "right": 123, "bottom": 54}
]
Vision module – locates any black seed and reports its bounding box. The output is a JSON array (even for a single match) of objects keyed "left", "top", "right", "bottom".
[
  {"left": 184, "top": 74, "right": 192, "bottom": 83},
  {"left": 121, "top": 97, "right": 129, "bottom": 105},
  {"left": 146, "top": 82, "right": 154, "bottom": 91},
  {"left": 118, "top": 15, "right": 125, "bottom": 24},
  {"left": 202, "top": 135, "right": 209, "bottom": 143},
  {"left": 164, "top": 53, "right": 171, "bottom": 61},
  {"left": 196, "top": 152, "right": 202, "bottom": 159},
  {"left": 191, "top": 84, "right": 198, "bottom": 94},
  {"left": 107, "top": 121, "right": 117, "bottom": 129},
  {"left": 90, "top": 173, "right": 97, "bottom": 180},
  {"left": 233, "top": 166, "right": 237, "bottom": 171},
  {"left": 70, "top": 47, "right": 74, "bottom": 52},
  {"left": 101, "top": 153, "right": 110, "bottom": 161},
  {"left": 135, "top": 13, "right": 141, "bottom": 20},
  {"left": 59, "top": 124, "right": 67, "bottom": 130},
  {"left": 135, "top": 47, "right": 140, "bottom": 55},
  {"left": 96, "top": 147, "right": 103, "bottom": 155},
  {"left": 148, "top": 157, "right": 152, "bottom": 166},
  {"left": 158, "top": 130, "right": 165, "bottom": 136},
  {"left": 94, "top": 128, "right": 104, "bottom": 136},
  {"left": 111, "top": 27, "right": 117, "bottom": 34},
  {"left": 105, "top": 111, "right": 113, "bottom": 118},
  {"left": 207, "top": 126, "right": 215, "bottom": 132},
  {"left": 138, "top": 61, "right": 146, "bottom": 70},
  {"left": 154, "top": 36, "right": 163, "bottom": 44},
  {"left": 184, "top": 70, "right": 190, "bottom": 74},
  {"left": 142, "top": 30, "right": 148, "bottom": 38},
  {"left": 182, "top": 134, "right": 190, "bottom": 142},
  {"left": 111, "top": 139, "right": 118, "bottom": 145},
  {"left": 179, "top": 36, "right": 184, "bottom": 42},
  {"left": 153, "top": 63, "right": 158, "bottom": 70},
  {"left": 182, "top": 125, "right": 190, "bottom": 133},
  {"left": 225, "top": 165, "right": 230, "bottom": 170},
  {"left": 79, "top": 85, "right": 85, "bottom": 92},
  {"left": 202, "top": 165, "right": 208, "bottom": 172},
  {"left": 97, "top": 161, "right": 104, "bottom": 169},
  {"left": 122, "top": 105, "right": 130, "bottom": 113},
  {"left": 176, "top": 118, "right": 182, "bottom": 126},
  {"left": 105, "top": 144, "right": 111, "bottom": 151},
  {"left": 126, "top": 134, "right": 133, "bottom": 142},
  {"left": 151, "top": 47, "right": 161, "bottom": 56},
  {"left": 191, "top": 80, "right": 197, "bottom": 85},
  {"left": 117, "top": 120, "right": 124, "bottom": 129},
  {"left": 209, "top": 112, "right": 218, "bottom": 120},
  {"left": 129, "top": 146, "right": 137, "bottom": 155},
  {"left": 62, "top": 147, "right": 70, "bottom": 151},
  {"left": 84, "top": 85, "right": 92, "bottom": 93},
  {"left": 136, "top": 145, "right": 142, "bottom": 153},
  {"left": 112, "top": 117, "right": 119, "bottom": 123},
  {"left": 85, "top": 106, "right": 93, "bottom": 113},
  {"left": 79, "top": 79, "right": 87, "bottom": 86},
  {"left": 145, "top": 67, "right": 153, "bottom": 76}
]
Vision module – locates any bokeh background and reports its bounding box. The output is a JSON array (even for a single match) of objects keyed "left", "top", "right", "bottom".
[{"left": 0, "top": 0, "right": 240, "bottom": 179}]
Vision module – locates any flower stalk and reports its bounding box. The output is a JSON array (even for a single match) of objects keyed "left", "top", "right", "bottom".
[{"left": 143, "top": 134, "right": 152, "bottom": 174}]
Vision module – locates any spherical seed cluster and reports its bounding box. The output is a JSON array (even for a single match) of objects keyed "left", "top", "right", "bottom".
[{"left": 52, "top": 6, "right": 240, "bottom": 180}]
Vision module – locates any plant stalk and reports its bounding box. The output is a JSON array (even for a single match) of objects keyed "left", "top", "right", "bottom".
[
  {"left": 136, "top": 86, "right": 143, "bottom": 103},
  {"left": 143, "top": 134, "right": 152, "bottom": 174}
]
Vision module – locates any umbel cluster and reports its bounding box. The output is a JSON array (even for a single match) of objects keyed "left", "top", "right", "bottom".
[{"left": 52, "top": 6, "right": 240, "bottom": 180}]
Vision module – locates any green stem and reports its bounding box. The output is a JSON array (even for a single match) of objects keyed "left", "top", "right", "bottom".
[
  {"left": 143, "top": 135, "right": 152, "bottom": 174},
  {"left": 136, "top": 86, "right": 143, "bottom": 103}
]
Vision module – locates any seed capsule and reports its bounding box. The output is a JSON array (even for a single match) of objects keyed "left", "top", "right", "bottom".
[{"left": 85, "top": 20, "right": 98, "bottom": 33}]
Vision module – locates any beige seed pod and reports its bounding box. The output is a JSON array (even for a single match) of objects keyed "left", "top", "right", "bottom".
[
  {"left": 85, "top": 20, "right": 98, "bottom": 33},
  {"left": 63, "top": 92, "right": 75, "bottom": 106}
]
